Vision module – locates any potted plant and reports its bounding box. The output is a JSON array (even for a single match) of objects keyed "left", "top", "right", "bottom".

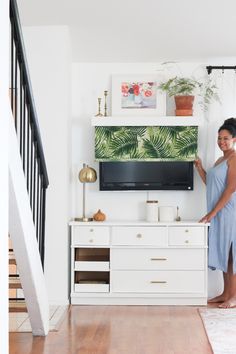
[{"left": 159, "top": 76, "right": 219, "bottom": 116}]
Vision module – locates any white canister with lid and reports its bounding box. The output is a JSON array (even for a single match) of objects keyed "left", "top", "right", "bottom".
[
  {"left": 146, "top": 200, "right": 158, "bottom": 222},
  {"left": 159, "top": 206, "right": 175, "bottom": 222}
]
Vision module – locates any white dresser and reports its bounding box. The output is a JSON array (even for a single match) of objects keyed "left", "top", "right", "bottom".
[{"left": 70, "top": 221, "right": 208, "bottom": 305}]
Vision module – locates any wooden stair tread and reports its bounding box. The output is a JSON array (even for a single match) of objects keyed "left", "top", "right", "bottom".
[
  {"left": 9, "top": 301, "right": 26, "bottom": 306},
  {"left": 9, "top": 252, "right": 16, "bottom": 265},
  {"left": 8, "top": 237, "right": 24, "bottom": 309},
  {"left": 9, "top": 276, "right": 22, "bottom": 289},
  {"left": 9, "top": 300, "right": 27, "bottom": 313}
]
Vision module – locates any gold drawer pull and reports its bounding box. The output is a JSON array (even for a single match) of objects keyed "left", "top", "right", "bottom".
[
  {"left": 89, "top": 239, "right": 94, "bottom": 243},
  {"left": 136, "top": 233, "right": 142, "bottom": 238},
  {"left": 89, "top": 229, "right": 94, "bottom": 232},
  {"left": 185, "top": 240, "right": 189, "bottom": 244},
  {"left": 150, "top": 281, "right": 167, "bottom": 284},
  {"left": 185, "top": 229, "right": 189, "bottom": 233},
  {"left": 150, "top": 258, "right": 167, "bottom": 261}
]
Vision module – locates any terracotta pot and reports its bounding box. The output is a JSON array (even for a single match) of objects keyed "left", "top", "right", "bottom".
[{"left": 174, "top": 95, "right": 194, "bottom": 116}]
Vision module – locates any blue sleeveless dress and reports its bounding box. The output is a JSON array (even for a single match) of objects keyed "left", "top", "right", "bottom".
[{"left": 207, "top": 160, "right": 236, "bottom": 273}]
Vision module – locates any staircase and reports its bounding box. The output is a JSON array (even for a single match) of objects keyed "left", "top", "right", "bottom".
[
  {"left": 8, "top": 0, "right": 50, "bottom": 335},
  {"left": 9, "top": 238, "right": 27, "bottom": 313}
]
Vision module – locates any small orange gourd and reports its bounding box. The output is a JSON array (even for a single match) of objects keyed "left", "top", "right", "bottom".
[{"left": 93, "top": 209, "right": 106, "bottom": 222}]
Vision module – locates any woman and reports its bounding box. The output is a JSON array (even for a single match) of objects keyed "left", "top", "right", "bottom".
[{"left": 195, "top": 118, "right": 236, "bottom": 308}]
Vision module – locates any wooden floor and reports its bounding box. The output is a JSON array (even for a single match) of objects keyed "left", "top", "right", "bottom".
[{"left": 9, "top": 305, "right": 212, "bottom": 354}]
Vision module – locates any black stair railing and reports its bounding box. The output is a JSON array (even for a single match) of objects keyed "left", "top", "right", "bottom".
[{"left": 9, "top": 0, "right": 49, "bottom": 269}]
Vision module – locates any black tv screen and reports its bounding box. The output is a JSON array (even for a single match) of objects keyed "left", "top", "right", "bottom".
[{"left": 99, "top": 161, "right": 193, "bottom": 191}]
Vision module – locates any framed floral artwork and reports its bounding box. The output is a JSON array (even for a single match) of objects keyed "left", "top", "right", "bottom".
[{"left": 111, "top": 74, "right": 166, "bottom": 116}]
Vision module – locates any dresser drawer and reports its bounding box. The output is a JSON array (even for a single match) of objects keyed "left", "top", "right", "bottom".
[
  {"left": 72, "top": 227, "right": 110, "bottom": 245},
  {"left": 112, "top": 270, "right": 205, "bottom": 293},
  {"left": 112, "top": 227, "right": 168, "bottom": 246},
  {"left": 168, "top": 227, "right": 205, "bottom": 246},
  {"left": 111, "top": 248, "right": 205, "bottom": 270},
  {"left": 74, "top": 283, "right": 109, "bottom": 293}
]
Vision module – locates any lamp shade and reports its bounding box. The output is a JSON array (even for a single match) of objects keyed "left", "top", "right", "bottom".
[{"left": 79, "top": 165, "right": 97, "bottom": 183}]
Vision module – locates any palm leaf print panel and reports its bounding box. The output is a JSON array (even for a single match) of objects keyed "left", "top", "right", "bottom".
[{"left": 95, "top": 126, "right": 198, "bottom": 161}]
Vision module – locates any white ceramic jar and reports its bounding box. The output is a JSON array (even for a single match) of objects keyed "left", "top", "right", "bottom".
[
  {"left": 159, "top": 206, "right": 175, "bottom": 222},
  {"left": 146, "top": 200, "right": 158, "bottom": 222}
]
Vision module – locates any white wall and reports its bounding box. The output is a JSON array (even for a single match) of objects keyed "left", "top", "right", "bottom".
[
  {"left": 22, "top": 26, "right": 71, "bottom": 305},
  {"left": 0, "top": 0, "right": 9, "bottom": 352}
]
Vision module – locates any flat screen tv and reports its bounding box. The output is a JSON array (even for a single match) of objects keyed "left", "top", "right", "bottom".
[{"left": 99, "top": 161, "right": 193, "bottom": 191}]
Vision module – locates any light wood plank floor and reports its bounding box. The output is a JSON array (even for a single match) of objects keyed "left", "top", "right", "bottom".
[{"left": 9, "top": 306, "right": 212, "bottom": 354}]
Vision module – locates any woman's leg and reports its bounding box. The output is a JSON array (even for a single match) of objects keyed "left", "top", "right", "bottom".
[
  {"left": 208, "top": 272, "right": 230, "bottom": 303},
  {"left": 219, "top": 249, "right": 236, "bottom": 308}
]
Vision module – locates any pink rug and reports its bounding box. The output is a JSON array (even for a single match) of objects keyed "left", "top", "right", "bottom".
[{"left": 199, "top": 308, "right": 236, "bottom": 354}]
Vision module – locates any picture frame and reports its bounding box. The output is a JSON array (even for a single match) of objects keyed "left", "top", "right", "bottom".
[{"left": 111, "top": 74, "right": 166, "bottom": 116}]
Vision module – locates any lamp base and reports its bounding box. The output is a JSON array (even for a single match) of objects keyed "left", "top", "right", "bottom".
[{"left": 74, "top": 217, "right": 94, "bottom": 222}]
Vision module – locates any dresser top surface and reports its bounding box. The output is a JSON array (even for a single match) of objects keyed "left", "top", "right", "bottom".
[{"left": 69, "top": 220, "right": 210, "bottom": 227}]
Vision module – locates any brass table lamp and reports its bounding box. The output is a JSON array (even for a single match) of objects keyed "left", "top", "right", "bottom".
[{"left": 75, "top": 163, "right": 97, "bottom": 222}]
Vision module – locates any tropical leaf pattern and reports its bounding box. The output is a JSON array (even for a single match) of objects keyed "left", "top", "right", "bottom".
[{"left": 95, "top": 126, "right": 198, "bottom": 161}]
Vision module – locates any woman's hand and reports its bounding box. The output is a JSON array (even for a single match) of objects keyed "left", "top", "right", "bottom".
[{"left": 199, "top": 211, "right": 216, "bottom": 223}]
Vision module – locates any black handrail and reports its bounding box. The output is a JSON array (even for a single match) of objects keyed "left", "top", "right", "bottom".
[
  {"left": 9, "top": 0, "right": 49, "bottom": 268},
  {"left": 10, "top": 0, "right": 49, "bottom": 187}
]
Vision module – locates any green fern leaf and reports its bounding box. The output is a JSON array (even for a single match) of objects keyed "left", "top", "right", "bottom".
[
  {"left": 109, "top": 130, "right": 138, "bottom": 157},
  {"left": 142, "top": 135, "right": 172, "bottom": 158}
]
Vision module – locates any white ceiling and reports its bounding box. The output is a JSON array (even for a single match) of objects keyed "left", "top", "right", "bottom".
[{"left": 17, "top": 0, "right": 236, "bottom": 62}]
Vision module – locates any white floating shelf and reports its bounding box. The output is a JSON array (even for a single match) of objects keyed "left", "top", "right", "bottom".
[{"left": 91, "top": 116, "right": 203, "bottom": 126}]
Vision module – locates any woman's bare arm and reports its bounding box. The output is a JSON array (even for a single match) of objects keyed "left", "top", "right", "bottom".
[
  {"left": 200, "top": 155, "right": 236, "bottom": 223},
  {"left": 194, "top": 157, "right": 206, "bottom": 184}
]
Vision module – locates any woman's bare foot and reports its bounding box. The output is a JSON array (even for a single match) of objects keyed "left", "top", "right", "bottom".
[
  {"left": 219, "top": 296, "right": 236, "bottom": 308},
  {"left": 208, "top": 294, "right": 228, "bottom": 303}
]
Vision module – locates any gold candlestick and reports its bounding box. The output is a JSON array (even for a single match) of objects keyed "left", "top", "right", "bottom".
[
  {"left": 95, "top": 97, "right": 103, "bottom": 117},
  {"left": 104, "top": 90, "right": 108, "bottom": 117}
]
